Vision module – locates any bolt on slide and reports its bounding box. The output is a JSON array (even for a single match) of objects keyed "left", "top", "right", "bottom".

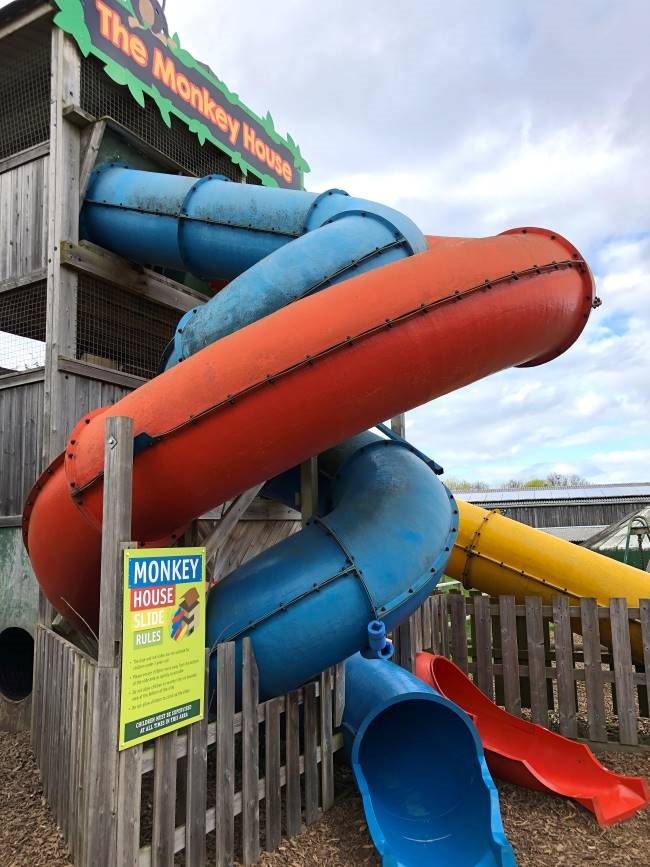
[{"left": 24, "top": 167, "right": 596, "bottom": 865}]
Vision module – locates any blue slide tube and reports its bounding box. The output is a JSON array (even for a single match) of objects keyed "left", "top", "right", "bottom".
[
  {"left": 81, "top": 165, "right": 426, "bottom": 366},
  {"left": 206, "top": 437, "right": 457, "bottom": 701},
  {"left": 343, "top": 654, "right": 516, "bottom": 867}
]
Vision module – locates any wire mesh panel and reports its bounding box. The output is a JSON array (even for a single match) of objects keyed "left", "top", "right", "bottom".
[
  {"left": 80, "top": 56, "right": 245, "bottom": 181},
  {"left": 0, "top": 23, "right": 51, "bottom": 160},
  {"left": 0, "top": 281, "right": 47, "bottom": 373},
  {"left": 76, "top": 275, "right": 181, "bottom": 379}
]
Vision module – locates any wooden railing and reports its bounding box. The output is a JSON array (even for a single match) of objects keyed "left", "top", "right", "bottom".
[
  {"left": 33, "top": 625, "right": 344, "bottom": 866},
  {"left": 395, "top": 591, "right": 650, "bottom": 748}
]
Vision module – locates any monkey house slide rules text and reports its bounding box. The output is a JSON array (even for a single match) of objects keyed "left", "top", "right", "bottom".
[{"left": 119, "top": 547, "right": 206, "bottom": 750}]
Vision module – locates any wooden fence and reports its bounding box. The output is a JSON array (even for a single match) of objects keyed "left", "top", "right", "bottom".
[
  {"left": 32, "top": 624, "right": 344, "bottom": 866},
  {"left": 395, "top": 591, "right": 650, "bottom": 748}
]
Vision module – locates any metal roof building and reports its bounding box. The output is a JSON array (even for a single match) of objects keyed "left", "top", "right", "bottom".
[{"left": 456, "top": 483, "right": 650, "bottom": 542}]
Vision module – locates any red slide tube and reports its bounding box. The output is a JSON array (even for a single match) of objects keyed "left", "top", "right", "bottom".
[{"left": 24, "top": 229, "right": 593, "bottom": 634}]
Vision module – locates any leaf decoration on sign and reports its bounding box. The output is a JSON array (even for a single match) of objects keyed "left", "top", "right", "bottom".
[
  {"left": 53, "top": 0, "right": 92, "bottom": 57},
  {"left": 150, "top": 85, "right": 173, "bottom": 128},
  {"left": 188, "top": 119, "right": 211, "bottom": 146}
]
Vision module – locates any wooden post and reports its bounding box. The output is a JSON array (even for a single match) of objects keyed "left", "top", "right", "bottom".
[
  {"left": 449, "top": 591, "right": 468, "bottom": 673},
  {"left": 86, "top": 416, "right": 134, "bottom": 867},
  {"left": 552, "top": 596, "right": 577, "bottom": 739},
  {"left": 184, "top": 650, "right": 209, "bottom": 867},
  {"left": 499, "top": 596, "right": 521, "bottom": 717},
  {"left": 580, "top": 598, "right": 606, "bottom": 743},
  {"left": 215, "top": 642, "right": 235, "bottom": 867},
  {"left": 241, "top": 638, "right": 260, "bottom": 865},
  {"left": 264, "top": 697, "right": 282, "bottom": 852},
  {"left": 303, "top": 681, "right": 320, "bottom": 825},
  {"left": 390, "top": 413, "right": 406, "bottom": 438},
  {"left": 525, "top": 596, "right": 548, "bottom": 726},
  {"left": 609, "top": 598, "right": 638, "bottom": 746},
  {"left": 300, "top": 455, "right": 318, "bottom": 526},
  {"left": 473, "top": 595, "right": 494, "bottom": 700},
  {"left": 285, "top": 689, "right": 302, "bottom": 837}
]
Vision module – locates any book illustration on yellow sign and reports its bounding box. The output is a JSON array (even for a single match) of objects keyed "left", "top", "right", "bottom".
[
  {"left": 120, "top": 547, "right": 206, "bottom": 749},
  {"left": 171, "top": 587, "right": 200, "bottom": 640}
]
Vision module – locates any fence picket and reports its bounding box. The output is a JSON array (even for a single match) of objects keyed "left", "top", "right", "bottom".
[
  {"left": 152, "top": 732, "right": 177, "bottom": 866},
  {"left": 580, "top": 598, "right": 606, "bottom": 743},
  {"left": 264, "top": 697, "right": 282, "bottom": 852},
  {"left": 285, "top": 689, "right": 302, "bottom": 837},
  {"left": 473, "top": 595, "right": 494, "bottom": 700},
  {"left": 610, "top": 598, "right": 638, "bottom": 746},
  {"left": 641, "top": 600, "right": 650, "bottom": 721},
  {"left": 553, "top": 596, "right": 577, "bottom": 738},
  {"left": 242, "top": 638, "right": 260, "bottom": 865},
  {"left": 421, "top": 597, "right": 432, "bottom": 652},
  {"left": 303, "top": 681, "right": 320, "bottom": 825},
  {"left": 184, "top": 651, "right": 209, "bottom": 867},
  {"left": 320, "top": 670, "right": 334, "bottom": 810},
  {"left": 524, "top": 597, "right": 548, "bottom": 725},
  {"left": 449, "top": 592, "right": 468, "bottom": 673},
  {"left": 499, "top": 596, "right": 521, "bottom": 716},
  {"left": 215, "top": 642, "right": 235, "bottom": 867}
]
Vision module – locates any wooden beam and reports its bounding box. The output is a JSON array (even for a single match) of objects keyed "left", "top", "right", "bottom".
[
  {"left": 203, "top": 483, "right": 265, "bottom": 564},
  {"left": 0, "top": 142, "right": 49, "bottom": 177},
  {"left": 200, "top": 498, "right": 300, "bottom": 522},
  {"left": 79, "top": 120, "right": 106, "bottom": 206},
  {"left": 61, "top": 240, "right": 207, "bottom": 313},
  {"left": 0, "top": 368, "right": 45, "bottom": 390},
  {"left": 58, "top": 355, "right": 146, "bottom": 390},
  {"left": 62, "top": 103, "right": 95, "bottom": 128},
  {"left": 0, "top": 267, "right": 47, "bottom": 295},
  {"left": 0, "top": 3, "right": 51, "bottom": 41}
]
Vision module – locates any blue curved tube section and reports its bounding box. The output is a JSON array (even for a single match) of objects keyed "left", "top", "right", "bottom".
[
  {"left": 206, "top": 437, "right": 456, "bottom": 701},
  {"left": 343, "top": 654, "right": 517, "bottom": 867},
  {"left": 81, "top": 165, "right": 426, "bottom": 366}
]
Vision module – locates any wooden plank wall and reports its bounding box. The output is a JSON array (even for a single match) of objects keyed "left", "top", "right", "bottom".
[
  {"left": 411, "top": 592, "right": 650, "bottom": 748},
  {"left": 35, "top": 629, "right": 342, "bottom": 867},
  {"left": 0, "top": 377, "right": 44, "bottom": 515},
  {"left": 0, "top": 374, "right": 130, "bottom": 517},
  {"left": 0, "top": 156, "right": 49, "bottom": 282}
]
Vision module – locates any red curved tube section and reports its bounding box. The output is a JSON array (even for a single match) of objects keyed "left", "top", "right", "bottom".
[{"left": 24, "top": 229, "right": 593, "bottom": 635}]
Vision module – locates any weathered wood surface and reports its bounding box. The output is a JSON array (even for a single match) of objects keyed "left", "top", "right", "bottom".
[
  {"left": 0, "top": 155, "right": 49, "bottom": 282},
  {"left": 61, "top": 240, "right": 206, "bottom": 313},
  {"left": 241, "top": 638, "right": 260, "bottom": 865},
  {"left": 215, "top": 641, "right": 235, "bottom": 867},
  {"left": 610, "top": 598, "right": 638, "bottom": 746},
  {"left": 0, "top": 378, "right": 44, "bottom": 515},
  {"left": 525, "top": 596, "right": 548, "bottom": 726}
]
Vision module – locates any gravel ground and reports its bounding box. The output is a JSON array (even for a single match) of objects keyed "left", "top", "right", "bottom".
[{"left": 1, "top": 731, "right": 648, "bottom": 866}]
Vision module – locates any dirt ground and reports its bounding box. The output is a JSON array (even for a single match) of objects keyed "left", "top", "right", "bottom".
[{"left": 1, "top": 731, "right": 648, "bottom": 866}]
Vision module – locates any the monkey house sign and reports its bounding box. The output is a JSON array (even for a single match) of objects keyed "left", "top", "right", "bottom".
[{"left": 53, "top": 0, "right": 309, "bottom": 189}]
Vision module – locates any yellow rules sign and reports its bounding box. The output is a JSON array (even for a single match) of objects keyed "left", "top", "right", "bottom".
[{"left": 119, "top": 547, "right": 206, "bottom": 750}]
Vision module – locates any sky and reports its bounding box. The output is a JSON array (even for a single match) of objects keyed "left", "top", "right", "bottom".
[
  {"left": 178, "top": 0, "right": 649, "bottom": 486},
  {"left": 5, "top": 0, "right": 648, "bottom": 485}
]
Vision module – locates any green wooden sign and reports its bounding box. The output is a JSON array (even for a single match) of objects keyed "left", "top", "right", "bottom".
[{"left": 53, "top": 0, "right": 309, "bottom": 189}]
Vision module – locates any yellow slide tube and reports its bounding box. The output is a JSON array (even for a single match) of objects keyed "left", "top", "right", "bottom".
[{"left": 447, "top": 500, "right": 648, "bottom": 658}]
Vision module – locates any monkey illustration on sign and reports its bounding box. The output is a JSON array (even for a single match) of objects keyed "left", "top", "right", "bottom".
[{"left": 129, "top": 0, "right": 176, "bottom": 48}]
